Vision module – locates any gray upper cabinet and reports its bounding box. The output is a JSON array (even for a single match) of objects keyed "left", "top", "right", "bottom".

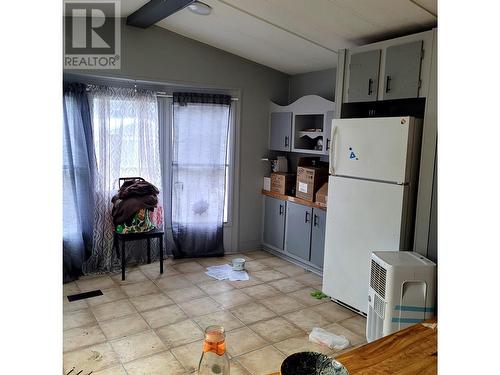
[
  {"left": 269, "top": 96, "right": 334, "bottom": 155},
  {"left": 348, "top": 50, "right": 381, "bottom": 103},
  {"left": 285, "top": 202, "right": 312, "bottom": 261},
  {"left": 323, "top": 110, "right": 334, "bottom": 156},
  {"left": 310, "top": 208, "right": 326, "bottom": 268},
  {"left": 263, "top": 196, "right": 286, "bottom": 251},
  {"left": 269, "top": 112, "right": 292, "bottom": 151},
  {"left": 382, "top": 41, "right": 423, "bottom": 100}
]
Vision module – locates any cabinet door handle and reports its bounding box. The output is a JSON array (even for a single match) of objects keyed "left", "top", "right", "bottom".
[
  {"left": 305, "top": 211, "right": 311, "bottom": 223},
  {"left": 385, "top": 75, "right": 392, "bottom": 93},
  {"left": 284, "top": 136, "right": 289, "bottom": 148},
  {"left": 279, "top": 204, "right": 284, "bottom": 216},
  {"left": 368, "top": 78, "right": 373, "bottom": 95},
  {"left": 313, "top": 214, "right": 319, "bottom": 227},
  {"left": 326, "top": 138, "right": 331, "bottom": 151}
]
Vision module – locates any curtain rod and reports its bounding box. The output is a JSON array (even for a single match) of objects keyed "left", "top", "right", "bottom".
[
  {"left": 83, "top": 85, "right": 239, "bottom": 101},
  {"left": 156, "top": 92, "right": 239, "bottom": 101}
]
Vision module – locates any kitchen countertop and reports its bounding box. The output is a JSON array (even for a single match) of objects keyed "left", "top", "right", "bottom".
[
  {"left": 269, "top": 319, "right": 437, "bottom": 375},
  {"left": 261, "top": 189, "right": 327, "bottom": 210}
]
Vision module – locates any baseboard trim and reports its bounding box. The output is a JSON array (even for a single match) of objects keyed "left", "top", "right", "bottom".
[
  {"left": 261, "top": 244, "right": 323, "bottom": 277},
  {"left": 330, "top": 297, "right": 367, "bottom": 317},
  {"left": 238, "top": 240, "right": 262, "bottom": 252}
]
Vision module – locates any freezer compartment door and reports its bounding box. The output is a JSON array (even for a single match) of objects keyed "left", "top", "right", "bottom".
[
  {"left": 322, "top": 176, "right": 407, "bottom": 314},
  {"left": 330, "top": 117, "right": 415, "bottom": 184}
]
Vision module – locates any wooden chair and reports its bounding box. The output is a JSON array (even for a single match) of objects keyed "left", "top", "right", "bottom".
[
  {"left": 114, "top": 228, "right": 164, "bottom": 281},
  {"left": 114, "top": 177, "right": 164, "bottom": 281}
]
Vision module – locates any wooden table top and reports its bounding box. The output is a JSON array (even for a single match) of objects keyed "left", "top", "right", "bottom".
[{"left": 269, "top": 319, "right": 437, "bottom": 375}]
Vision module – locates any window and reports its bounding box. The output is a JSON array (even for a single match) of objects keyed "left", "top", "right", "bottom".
[
  {"left": 169, "top": 93, "right": 232, "bottom": 257},
  {"left": 163, "top": 98, "right": 234, "bottom": 226},
  {"left": 224, "top": 103, "right": 234, "bottom": 223},
  {"left": 87, "top": 87, "right": 163, "bottom": 228},
  {"left": 89, "top": 89, "right": 161, "bottom": 191}
]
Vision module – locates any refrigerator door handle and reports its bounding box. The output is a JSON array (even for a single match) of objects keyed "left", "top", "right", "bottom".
[{"left": 329, "top": 125, "right": 338, "bottom": 174}]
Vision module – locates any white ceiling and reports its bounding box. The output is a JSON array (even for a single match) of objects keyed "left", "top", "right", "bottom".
[{"left": 119, "top": 0, "right": 437, "bottom": 74}]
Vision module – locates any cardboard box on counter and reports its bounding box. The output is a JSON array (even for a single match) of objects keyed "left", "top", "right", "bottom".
[
  {"left": 295, "top": 157, "right": 329, "bottom": 201},
  {"left": 263, "top": 177, "right": 271, "bottom": 191},
  {"left": 315, "top": 182, "right": 328, "bottom": 205},
  {"left": 271, "top": 172, "right": 296, "bottom": 195}
]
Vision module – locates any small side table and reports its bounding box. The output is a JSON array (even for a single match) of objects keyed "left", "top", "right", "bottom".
[{"left": 114, "top": 228, "right": 164, "bottom": 280}]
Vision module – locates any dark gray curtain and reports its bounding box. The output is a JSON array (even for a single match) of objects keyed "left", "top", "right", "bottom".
[
  {"left": 63, "top": 83, "right": 96, "bottom": 282},
  {"left": 171, "top": 93, "right": 231, "bottom": 258}
]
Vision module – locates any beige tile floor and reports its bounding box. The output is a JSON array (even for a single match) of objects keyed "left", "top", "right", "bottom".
[{"left": 63, "top": 250, "right": 367, "bottom": 375}]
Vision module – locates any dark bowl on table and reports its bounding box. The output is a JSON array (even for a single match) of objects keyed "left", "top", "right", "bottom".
[{"left": 280, "top": 351, "right": 349, "bottom": 375}]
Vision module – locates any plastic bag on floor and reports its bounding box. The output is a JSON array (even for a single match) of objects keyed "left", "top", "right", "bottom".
[{"left": 309, "top": 327, "right": 350, "bottom": 350}]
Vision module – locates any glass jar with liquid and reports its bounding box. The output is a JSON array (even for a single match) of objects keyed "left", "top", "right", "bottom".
[{"left": 197, "top": 325, "right": 230, "bottom": 375}]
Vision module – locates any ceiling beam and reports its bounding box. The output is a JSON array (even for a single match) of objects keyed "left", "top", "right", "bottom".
[{"left": 127, "top": 0, "right": 196, "bottom": 28}]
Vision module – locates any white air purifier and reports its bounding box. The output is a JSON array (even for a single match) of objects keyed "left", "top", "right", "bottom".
[{"left": 366, "top": 251, "right": 436, "bottom": 342}]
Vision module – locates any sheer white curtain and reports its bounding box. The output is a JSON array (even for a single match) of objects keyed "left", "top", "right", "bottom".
[
  {"left": 171, "top": 93, "right": 231, "bottom": 258},
  {"left": 84, "top": 86, "right": 162, "bottom": 273}
]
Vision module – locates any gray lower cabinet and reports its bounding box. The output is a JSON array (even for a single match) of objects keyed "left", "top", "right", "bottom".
[
  {"left": 310, "top": 208, "right": 326, "bottom": 268},
  {"left": 284, "top": 202, "right": 312, "bottom": 260},
  {"left": 269, "top": 112, "right": 292, "bottom": 151},
  {"left": 263, "top": 196, "right": 286, "bottom": 251},
  {"left": 382, "top": 40, "right": 423, "bottom": 100},
  {"left": 348, "top": 49, "right": 381, "bottom": 103},
  {"left": 263, "top": 197, "right": 327, "bottom": 269}
]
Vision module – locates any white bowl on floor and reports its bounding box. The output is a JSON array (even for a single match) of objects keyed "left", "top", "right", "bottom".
[{"left": 231, "top": 258, "right": 246, "bottom": 271}]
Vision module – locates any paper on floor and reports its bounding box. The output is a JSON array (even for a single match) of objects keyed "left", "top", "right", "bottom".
[
  {"left": 309, "top": 327, "right": 350, "bottom": 350},
  {"left": 205, "top": 264, "right": 249, "bottom": 281}
]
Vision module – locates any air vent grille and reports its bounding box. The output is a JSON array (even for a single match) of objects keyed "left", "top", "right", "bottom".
[
  {"left": 370, "top": 260, "right": 387, "bottom": 298},
  {"left": 373, "top": 293, "right": 385, "bottom": 319}
]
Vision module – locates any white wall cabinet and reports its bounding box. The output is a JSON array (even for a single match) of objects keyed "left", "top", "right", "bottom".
[
  {"left": 342, "top": 30, "right": 434, "bottom": 105},
  {"left": 347, "top": 50, "right": 381, "bottom": 103},
  {"left": 269, "top": 112, "right": 292, "bottom": 152},
  {"left": 269, "top": 95, "right": 335, "bottom": 156},
  {"left": 382, "top": 41, "right": 424, "bottom": 100}
]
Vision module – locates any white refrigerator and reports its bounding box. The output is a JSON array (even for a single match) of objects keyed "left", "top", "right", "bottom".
[{"left": 322, "top": 116, "right": 422, "bottom": 315}]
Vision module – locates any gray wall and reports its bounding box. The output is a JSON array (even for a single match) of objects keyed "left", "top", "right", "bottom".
[
  {"left": 289, "top": 68, "right": 336, "bottom": 103},
  {"left": 64, "top": 19, "right": 290, "bottom": 251},
  {"left": 427, "top": 155, "right": 437, "bottom": 263}
]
